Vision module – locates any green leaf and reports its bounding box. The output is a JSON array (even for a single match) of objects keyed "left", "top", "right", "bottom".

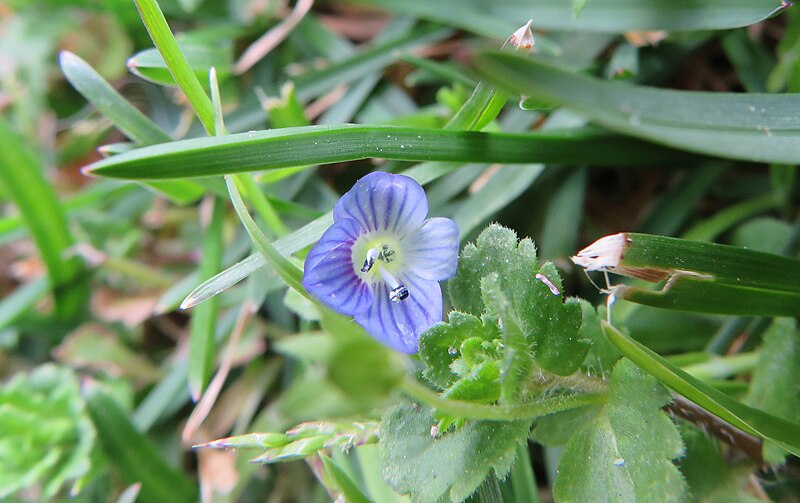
[
  {"left": 602, "top": 321, "right": 800, "bottom": 458},
  {"left": 59, "top": 48, "right": 206, "bottom": 204},
  {"left": 187, "top": 197, "right": 224, "bottom": 399},
  {"left": 553, "top": 359, "right": 686, "bottom": 503},
  {"left": 133, "top": 0, "right": 215, "bottom": 134},
  {"left": 530, "top": 404, "right": 601, "bottom": 447},
  {"left": 294, "top": 24, "right": 453, "bottom": 101},
  {"left": 0, "top": 116, "right": 86, "bottom": 318},
  {"left": 419, "top": 311, "right": 500, "bottom": 389},
  {"left": 60, "top": 51, "right": 171, "bottom": 145},
  {"left": 84, "top": 382, "right": 197, "bottom": 503},
  {"left": 346, "top": 0, "right": 787, "bottom": 36},
  {"left": 744, "top": 318, "right": 800, "bottom": 464},
  {"left": 678, "top": 423, "right": 762, "bottom": 502},
  {"left": 380, "top": 403, "right": 531, "bottom": 503},
  {"left": 731, "top": 217, "right": 793, "bottom": 254},
  {"left": 127, "top": 43, "right": 231, "bottom": 86},
  {"left": 449, "top": 224, "right": 587, "bottom": 375},
  {"left": 576, "top": 232, "right": 800, "bottom": 316},
  {"left": 473, "top": 52, "right": 800, "bottom": 165},
  {"left": 320, "top": 454, "right": 372, "bottom": 503},
  {"left": 0, "top": 364, "right": 95, "bottom": 498},
  {"left": 577, "top": 300, "right": 620, "bottom": 374},
  {"left": 83, "top": 124, "right": 687, "bottom": 180},
  {"left": 451, "top": 165, "right": 544, "bottom": 238},
  {"left": 481, "top": 274, "right": 532, "bottom": 405}
]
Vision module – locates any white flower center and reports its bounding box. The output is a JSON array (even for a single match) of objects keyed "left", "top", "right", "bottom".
[{"left": 353, "top": 235, "right": 409, "bottom": 303}]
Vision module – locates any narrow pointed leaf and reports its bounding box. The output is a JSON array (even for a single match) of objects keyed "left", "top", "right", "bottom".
[
  {"left": 84, "top": 382, "right": 197, "bottom": 503},
  {"left": 602, "top": 321, "right": 800, "bottom": 458},
  {"left": 347, "top": 0, "right": 788, "bottom": 36},
  {"left": 133, "top": 0, "right": 215, "bottom": 133},
  {"left": 0, "top": 117, "right": 86, "bottom": 318},
  {"left": 473, "top": 52, "right": 800, "bottom": 165},
  {"left": 84, "top": 125, "right": 687, "bottom": 180}
]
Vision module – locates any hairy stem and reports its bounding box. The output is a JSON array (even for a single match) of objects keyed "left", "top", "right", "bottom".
[{"left": 401, "top": 376, "right": 606, "bottom": 421}]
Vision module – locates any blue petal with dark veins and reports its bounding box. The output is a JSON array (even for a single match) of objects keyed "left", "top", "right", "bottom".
[
  {"left": 333, "top": 172, "right": 428, "bottom": 235},
  {"left": 302, "top": 218, "right": 373, "bottom": 316}
]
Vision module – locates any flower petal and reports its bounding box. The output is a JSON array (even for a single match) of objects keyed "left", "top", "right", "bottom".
[
  {"left": 354, "top": 272, "right": 442, "bottom": 353},
  {"left": 333, "top": 172, "right": 428, "bottom": 235},
  {"left": 403, "top": 217, "right": 460, "bottom": 281},
  {"left": 302, "top": 218, "right": 373, "bottom": 316}
]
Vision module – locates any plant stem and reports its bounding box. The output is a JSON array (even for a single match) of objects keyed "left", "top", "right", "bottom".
[{"left": 401, "top": 376, "right": 606, "bottom": 421}]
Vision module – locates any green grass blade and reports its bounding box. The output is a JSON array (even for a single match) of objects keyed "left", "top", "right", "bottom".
[
  {"left": 473, "top": 52, "right": 800, "bottom": 164},
  {"left": 127, "top": 44, "right": 231, "bottom": 87},
  {"left": 84, "top": 382, "right": 198, "bottom": 503},
  {"left": 602, "top": 322, "right": 800, "bottom": 458},
  {"left": 618, "top": 278, "right": 800, "bottom": 317},
  {"left": 225, "top": 176, "right": 307, "bottom": 297},
  {"left": 320, "top": 455, "right": 372, "bottom": 503},
  {"left": 510, "top": 443, "right": 540, "bottom": 503},
  {"left": 59, "top": 51, "right": 204, "bottom": 204},
  {"left": 84, "top": 125, "right": 687, "bottom": 180},
  {"left": 294, "top": 24, "right": 452, "bottom": 101},
  {"left": 638, "top": 164, "right": 727, "bottom": 236},
  {"left": 0, "top": 277, "right": 48, "bottom": 329},
  {"left": 619, "top": 233, "right": 800, "bottom": 294},
  {"left": 347, "top": 0, "right": 788, "bottom": 36},
  {"left": 133, "top": 0, "right": 215, "bottom": 134},
  {"left": 60, "top": 51, "right": 171, "bottom": 145},
  {"left": 452, "top": 165, "right": 543, "bottom": 237},
  {"left": 682, "top": 195, "right": 778, "bottom": 241},
  {"left": 539, "top": 168, "right": 586, "bottom": 260},
  {"left": 187, "top": 197, "right": 224, "bottom": 400},
  {"left": 0, "top": 116, "right": 86, "bottom": 318}
]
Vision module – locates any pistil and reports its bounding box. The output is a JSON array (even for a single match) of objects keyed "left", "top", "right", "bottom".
[{"left": 361, "top": 247, "right": 380, "bottom": 273}]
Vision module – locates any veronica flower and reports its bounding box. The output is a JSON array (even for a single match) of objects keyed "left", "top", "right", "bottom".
[{"left": 302, "top": 172, "right": 459, "bottom": 353}]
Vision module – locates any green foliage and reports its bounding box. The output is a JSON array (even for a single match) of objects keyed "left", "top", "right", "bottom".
[
  {"left": 678, "top": 423, "right": 762, "bottom": 503},
  {"left": 0, "top": 364, "right": 95, "bottom": 499},
  {"left": 744, "top": 318, "right": 800, "bottom": 463},
  {"left": 577, "top": 300, "right": 620, "bottom": 374},
  {"left": 603, "top": 321, "right": 800, "bottom": 458},
  {"left": 380, "top": 403, "right": 531, "bottom": 503},
  {"left": 6, "top": 0, "right": 800, "bottom": 500},
  {"left": 448, "top": 224, "right": 588, "bottom": 375},
  {"left": 553, "top": 359, "right": 686, "bottom": 502}
]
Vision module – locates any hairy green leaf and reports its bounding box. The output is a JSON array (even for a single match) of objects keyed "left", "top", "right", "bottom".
[
  {"left": 603, "top": 322, "right": 800, "bottom": 457},
  {"left": 419, "top": 312, "right": 500, "bottom": 389},
  {"left": 380, "top": 403, "right": 530, "bottom": 503},
  {"left": 554, "top": 359, "right": 686, "bottom": 502},
  {"left": 449, "top": 224, "right": 587, "bottom": 375},
  {"left": 744, "top": 318, "right": 800, "bottom": 464},
  {"left": 482, "top": 274, "right": 532, "bottom": 405}
]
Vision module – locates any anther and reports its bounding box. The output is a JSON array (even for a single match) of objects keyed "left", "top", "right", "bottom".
[
  {"left": 360, "top": 248, "right": 380, "bottom": 273},
  {"left": 390, "top": 285, "right": 409, "bottom": 303},
  {"left": 378, "top": 265, "right": 409, "bottom": 303}
]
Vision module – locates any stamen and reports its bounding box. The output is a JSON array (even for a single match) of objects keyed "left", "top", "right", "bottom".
[
  {"left": 361, "top": 247, "right": 380, "bottom": 273},
  {"left": 378, "top": 265, "right": 409, "bottom": 303}
]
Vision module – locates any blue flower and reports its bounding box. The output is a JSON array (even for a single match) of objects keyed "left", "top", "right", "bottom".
[{"left": 302, "top": 172, "right": 459, "bottom": 353}]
